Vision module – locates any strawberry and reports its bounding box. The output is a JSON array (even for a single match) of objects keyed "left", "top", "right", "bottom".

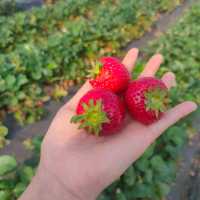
[
  {"left": 71, "top": 88, "right": 125, "bottom": 136},
  {"left": 125, "top": 77, "right": 169, "bottom": 125},
  {"left": 89, "top": 57, "right": 130, "bottom": 93}
]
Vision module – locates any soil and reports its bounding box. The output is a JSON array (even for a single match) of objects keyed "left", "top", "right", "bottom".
[
  {"left": 168, "top": 133, "right": 200, "bottom": 200},
  {"left": 16, "top": 0, "right": 43, "bottom": 10},
  {"left": 125, "top": 0, "right": 195, "bottom": 51}
]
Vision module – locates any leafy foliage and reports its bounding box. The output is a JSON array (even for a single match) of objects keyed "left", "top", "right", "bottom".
[
  {"left": 0, "top": 155, "right": 17, "bottom": 176},
  {"left": 99, "top": 2, "right": 200, "bottom": 199},
  {"left": 97, "top": 124, "right": 188, "bottom": 200},
  {"left": 0, "top": 0, "right": 16, "bottom": 16},
  {"left": 1, "top": 0, "right": 199, "bottom": 200},
  {"left": 154, "top": 0, "right": 183, "bottom": 12},
  {"left": 0, "top": 124, "right": 9, "bottom": 149},
  {"left": 144, "top": 4, "right": 200, "bottom": 105},
  {"left": 0, "top": 136, "right": 42, "bottom": 200},
  {"left": 0, "top": 0, "right": 182, "bottom": 125}
]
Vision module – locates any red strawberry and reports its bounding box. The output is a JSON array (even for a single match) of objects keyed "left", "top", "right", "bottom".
[
  {"left": 89, "top": 57, "right": 130, "bottom": 93},
  {"left": 125, "top": 77, "right": 169, "bottom": 125},
  {"left": 71, "top": 89, "right": 125, "bottom": 136}
]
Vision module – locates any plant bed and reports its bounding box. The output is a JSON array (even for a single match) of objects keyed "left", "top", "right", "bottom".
[
  {"left": 0, "top": 0, "right": 184, "bottom": 126},
  {"left": 0, "top": 0, "right": 192, "bottom": 160},
  {"left": 1, "top": 0, "right": 200, "bottom": 200},
  {"left": 168, "top": 132, "right": 200, "bottom": 200}
]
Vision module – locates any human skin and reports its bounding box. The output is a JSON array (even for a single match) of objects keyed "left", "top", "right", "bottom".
[{"left": 19, "top": 48, "right": 197, "bottom": 200}]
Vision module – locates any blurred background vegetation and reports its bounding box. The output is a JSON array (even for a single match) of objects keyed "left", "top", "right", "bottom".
[{"left": 0, "top": 0, "right": 199, "bottom": 200}]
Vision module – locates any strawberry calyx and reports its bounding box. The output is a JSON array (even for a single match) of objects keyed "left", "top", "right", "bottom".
[
  {"left": 87, "top": 61, "right": 103, "bottom": 79},
  {"left": 71, "top": 99, "right": 110, "bottom": 136},
  {"left": 144, "top": 87, "right": 169, "bottom": 118}
]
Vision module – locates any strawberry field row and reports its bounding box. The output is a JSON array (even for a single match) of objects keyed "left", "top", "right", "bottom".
[
  {"left": 2, "top": 0, "right": 199, "bottom": 200},
  {"left": 102, "top": 2, "right": 200, "bottom": 199},
  {"left": 0, "top": 0, "right": 183, "bottom": 126},
  {"left": 0, "top": 0, "right": 176, "bottom": 148}
]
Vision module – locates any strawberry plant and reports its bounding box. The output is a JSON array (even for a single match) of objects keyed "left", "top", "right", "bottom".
[
  {"left": 144, "top": 3, "right": 200, "bottom": 105},
  {"left": 0, "top": 136, "right": 42, "bottom": 200},
  {"left": 0, "top": 123, "right": 189, "bottom": 200},
  {"left": 2, "top": 0, "right": 200, "bottom": 200},
  {"left": 0, "top": 0, "right": 16, "bottom": 16},
  {"left": 0, "top": 0, "right": 181, "bottom": 125},
  {"left": 155, "top": 0, "right": 184, "bottom": 12},
  {"left": 0, "top": 124, "right": 9, "bottom": 149}
]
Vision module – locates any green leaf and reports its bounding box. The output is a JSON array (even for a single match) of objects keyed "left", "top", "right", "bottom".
[
  {"left": 135, "top": 157, "right": 149, "bottom": 172},
  {"left": 47, "top": 33, "right": 63, "bottom": 47},
  {"left": 132, "top": 62, "right": 144, "bottom": 79},
  {"left": 32, "top": 136, "right": 43, "bottom": 153},
  {"left": 16, "top": 91, "right": 26, "bottom": 100},
  {"left": 13, "top": 182, "right": 27, "bottom": 198},
  {"left": 31, "top": 71, "right": 42, "bottom": 80},
  {"left": 123, "top": 166, "right": 136, "bottom": 186},
  {"left": 0, "top": 126, "right": 8, "bottom": 137},
  {"left": 16, "top": 75, "right": 28, "bottom": 88},
  {"left": 97, "top": 194, "right": 110, "bottom": 200},
  {"left": 144, "top": 169, "right": 153, "bottom": 183},
  {"left": 165, "top": 126, "right": 186, "bottom": 146},
  {"left": 0, "top": 137, "right": 7, "bottom": 149},
  {"left": 115, "top": 189, "right": 127, "bottom": 200},
  {"left": 150, "top": 155, "right": 166, "bottom": 172},
  {"left": 5, "top": 75, "right": 16, "bottom": 90},
  {"left": 0, "top": 155, "right": 17, "bottom": 176},
  {"left": 19, "top": 166, "right": 35, "bottom": 184},
  {"left": 0, "top": 190, "right": 11, "bottom": 200},
  {"left": 142, "top": 143, "right": 155, "bottom": 159},
  {"left": 157, "top": 182, "right": 170, "bottom": 197},
  {"left": 0, "top": 179, "right": 15, "bottom": 190},
  {"left": 0, "top": 79, "right": 6, "bottom": 92},
  {"left": 130, "top": 183, "right": 154, "bottom": 198}
]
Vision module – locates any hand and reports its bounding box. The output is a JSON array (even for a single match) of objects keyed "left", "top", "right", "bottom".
[{"left": 19, "top": 49, "right": 197, "bottom": 200}]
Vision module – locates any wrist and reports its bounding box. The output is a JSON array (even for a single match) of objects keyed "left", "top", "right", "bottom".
[{"left": 19, "top": 165, "right": 87, "bottom": 200}]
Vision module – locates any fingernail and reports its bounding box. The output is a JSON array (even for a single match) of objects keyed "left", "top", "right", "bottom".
[
  {"left": 188, "top": 102, "right": 198, "bottom": 111},
  {"left": 131, "top": 48, "right": 139, "bottom": 54},
  {"left": 167, "top": 72, "right": 176, "bottom": 87},
  {"left": 156, "top": 54, "right": 164, "bottom": 63}
]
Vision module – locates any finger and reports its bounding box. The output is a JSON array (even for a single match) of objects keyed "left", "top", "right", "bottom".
[
  {"left": 140, "top": 54, "right": 163, "bottom": 77},
  {"left": 122, "top": 48, "right": 139, "bottom": 72},
  {"left": 65, "top": 49, "right": 139, "bottom": 109},
  {"left": 99, "top": 101, "right": 197, "bottom": 176},
  {"left": 105, "top": 101, "right": 197, "bottom": 161},
  {"left": 150, "top": 101, "right": 197, "bottom": 137},
  {"left": 161, "top": 72, "right": 176, "bottom": 89},
  {"left": 66, "top": 81, "right": 92, "bottom": 109}
]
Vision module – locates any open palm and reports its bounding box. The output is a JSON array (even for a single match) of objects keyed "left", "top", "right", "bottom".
[{"left": 20, "top": 49, "right": 197, "bottom": 200}]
